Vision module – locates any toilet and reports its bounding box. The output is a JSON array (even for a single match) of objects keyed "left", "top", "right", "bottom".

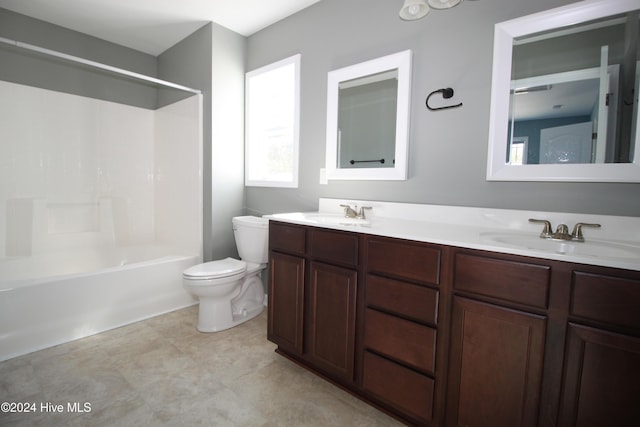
[{"left": 183, "top": 216, "right": 269, "bottom": 332}]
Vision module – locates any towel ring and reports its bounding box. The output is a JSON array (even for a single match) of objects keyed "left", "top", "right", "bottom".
[{"left": 426, "top": 87, "right": 463, "bottom": 111}]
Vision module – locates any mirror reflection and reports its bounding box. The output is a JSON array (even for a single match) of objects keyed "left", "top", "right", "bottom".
[
  {"left": 337, "top": 70, "right": 398, "bottom": 169},
  {"left": 507, "top": 10, "right": 639, "bottom": 166},
  {"left": 325, "top": 49, "right": 411, "bottom": 181}
]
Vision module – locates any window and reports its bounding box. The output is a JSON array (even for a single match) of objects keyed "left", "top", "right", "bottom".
[
  {"left": 509, "top": 136, "right": 528, "bottom": 165},
  {"left": 245, "top": 54, "right": 300, "bottom": 187}
]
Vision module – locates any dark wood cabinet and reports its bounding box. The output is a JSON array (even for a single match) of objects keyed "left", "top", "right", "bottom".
[
  {"left": 268, "top": 250, "right": 304, "bottom": 355},
  {"left": 447, "top": 251, "right": 550, "bottom": 427},
  {"left": 267, "top": 222, "right": 306, "bottom": 355},
  {"left": 446, "top": 296, "right": 546, "bottom": 427},
  {"left": 557, "top": 324, "right": 640, "bottom": 426},
  {"left": 305, "top": 228, "right": 359, "bottom": 380},
  {"left": 448, "top": 250, "right": 640, "bottom": 427},
  {"left": 267, "top": 222, "right": 359, "bottom": 382},
  {"left": 556, "top": 270, "right": 640, "bottom": 427},
  {"left": 361, "top": 236, "right": 443, "bottom": 426},
  {"left": 267, "top": 219, "right": 640, "bottom": 427},
  {"left": 453, "top": 252, "right": 550, "bottom": 309},
  {"left": 306, "top": 261, "right": 357, "bottom": 381},
  {"left": 362, "top": 350, "right": 435, "bottom": 423}
]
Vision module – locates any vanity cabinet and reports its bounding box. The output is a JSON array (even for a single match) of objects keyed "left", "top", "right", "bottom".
[
  {"left": 361, "top": 236, "right": 443, "bottom": 425},
  {"left": 446, "top": 252, "right": 549, "bottom": 427},
  {"left": 267, "top": 221, "right": 359, "bottom": 382},
  {"left": 268, "top": 221, "right": 447, "bottom": 425},
  {"left": 556, "top": 269, "right": 640, "bottom": 427},
  {"left": 305, "top": 227, "right": 358, "bottom": 382},
  {"left": 267, "top": 222, "right": 306, "bottom": 356},
  {"left": 446, "top": 250, "right": 640, "bottom": 427},
  {"left": 268, "top": 219, "right": 640, "bottom": 427}
]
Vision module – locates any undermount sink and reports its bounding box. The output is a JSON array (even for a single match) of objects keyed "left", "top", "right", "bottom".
[
  {"left": 480, "top": 232, "right": 640, "bottom": 260},
  {"left": 300, "top": 213, "right": 371, "bottom": 226}
]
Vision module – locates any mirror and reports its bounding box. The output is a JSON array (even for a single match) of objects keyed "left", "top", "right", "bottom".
[
  {"left": 325, "top": 50, "right": 412, "bottom": 180},
  {"left": 487, "top": 0, "right": 640, "bottom": 182}
]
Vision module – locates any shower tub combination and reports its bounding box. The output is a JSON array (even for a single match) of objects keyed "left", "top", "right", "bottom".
[
  {"left": 0, "top": 247, "right": 198, "bottom": 361},
  {"left": 0, "top": 198, "right": 200, "bottom": 362},
  {"left": 0, "top": 46, "right": 203, "bottom": 361}
]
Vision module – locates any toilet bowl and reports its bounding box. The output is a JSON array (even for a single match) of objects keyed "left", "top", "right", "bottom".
[{"left": 183, "top": 216, "right": 268, "bottom": 332}]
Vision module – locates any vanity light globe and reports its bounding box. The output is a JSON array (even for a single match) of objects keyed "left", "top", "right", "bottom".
[
  {"left": 427, "top": 0, "right": 462, "bottom": 9},
  {"left": 399, "top": 0, "right": 430, "bottom": 20}
]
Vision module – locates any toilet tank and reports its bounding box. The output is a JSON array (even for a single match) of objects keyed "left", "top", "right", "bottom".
[{"left": 232, "top": 216, "right": 269, "bottom": 264}]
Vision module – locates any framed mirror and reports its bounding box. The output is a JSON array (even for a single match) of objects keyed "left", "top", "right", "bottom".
[
  {"left": 325, "top": 50, "right": 412, "bottom": 180},
  {"left": 487, "top": 0, "right": 640, "bottom": 182}
]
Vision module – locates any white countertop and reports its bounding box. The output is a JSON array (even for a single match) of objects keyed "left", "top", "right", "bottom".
[{"left": 266, "top": 198, "right": 640, "bottom": 272}]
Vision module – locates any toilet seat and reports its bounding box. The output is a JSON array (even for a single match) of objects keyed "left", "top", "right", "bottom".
[{"left": 183, "top": 257, "right": 246, "bottom": 280}]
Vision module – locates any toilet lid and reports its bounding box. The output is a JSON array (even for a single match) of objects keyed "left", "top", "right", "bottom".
[{"left": 183, "top": 257, "right": 247, "bottom": 280}]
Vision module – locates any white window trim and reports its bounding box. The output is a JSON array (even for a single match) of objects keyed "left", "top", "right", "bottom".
[{"left": 245, "top": 54, "right": 300, "bottom": 188}]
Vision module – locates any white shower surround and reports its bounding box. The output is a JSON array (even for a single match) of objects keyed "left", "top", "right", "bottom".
[{"left": 0, "top": 81, "right": 203, "bottom": 361}]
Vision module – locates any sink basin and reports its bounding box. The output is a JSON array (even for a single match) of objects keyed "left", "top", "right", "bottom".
[
  {"left": 300, "top": 213, "right": 371, "bottom": 226},
  {"left": 480, "top": 232, "right": 640, "bottom": 260}
]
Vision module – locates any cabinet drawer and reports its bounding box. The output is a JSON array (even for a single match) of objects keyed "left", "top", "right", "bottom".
[
  {"left": 454, "top": 253, "right": 550, "bottom": 309},
  {"left": 309, "top": 228, "right": 358, "bottom": 267},
  {"left": 366, "top": 274, "right": 438, "bottom": 325},
  {"left": 367, "top": 237, "right": 440, "bottom": 285},
  {"left": 571, "top": 271, "right": 640, "bottom": 329},
  {"left": 364, "top": 308, "right": 436, "bottom": 374},
  {"left": 362, "top": 351, "right": 434, "bottom": 424},
  {"left": 269, "top": 222, "right": 306, "bottom": 255}
]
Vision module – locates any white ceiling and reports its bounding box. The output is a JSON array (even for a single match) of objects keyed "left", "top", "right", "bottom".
[
  {"left": 513, "top": 79, "right": 600, "bottom": 122},
  {"left": 0, "top": 0, "right": 323, "bottom": 56}
]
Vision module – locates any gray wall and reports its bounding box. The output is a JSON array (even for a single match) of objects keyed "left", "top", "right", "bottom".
[
  {"left": 158, "top": 23, "right": 246, "bottom": 262},
  {"left": 210, "top": 24, "right": 247, "bottom": 260},
  {"left": 0, "top": 8, "right": 158, "bottom": 108},
  {"left": 246, "top": 0, "right": 640, "bottom": 217}
]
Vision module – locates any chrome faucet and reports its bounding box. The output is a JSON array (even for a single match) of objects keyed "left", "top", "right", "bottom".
[
  {"left": 529, "top": 219, "right": 553, "bottom": 238},
  {"left": 340, "top": 204, "right": 358, "bottom": 218},
  {"left": 529, "top": 219, "right": 601, "bottom": 242},
  {"left": 357, "top": 206, "right": 372, "bottom": 219},
  {"left": 553, "top": 223, "right": 571, "bottom": 240},
  {"left": 570, "top": 222, "right": 602, "bottom": 242},
  {"left": 340, "top": 204, "right": 372, "bottom": 219}
]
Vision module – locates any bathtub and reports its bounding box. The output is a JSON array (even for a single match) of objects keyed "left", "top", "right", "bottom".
[{"left": 0, "top": 245, "right": 199, "bottom": 361}]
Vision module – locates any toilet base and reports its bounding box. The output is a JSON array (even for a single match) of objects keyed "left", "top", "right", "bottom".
[
  {"left": 195, "top": 274, "right": 265, "bottom": 332},
  {"left": 196, "top": 299, "right": 264, "bottom": 332}
]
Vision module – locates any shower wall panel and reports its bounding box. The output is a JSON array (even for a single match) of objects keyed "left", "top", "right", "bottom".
[{"left": 0, "top": 81, "right": 200, "bottom": 258}]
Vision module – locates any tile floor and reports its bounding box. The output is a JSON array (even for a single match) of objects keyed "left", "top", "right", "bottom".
[{"left": 0, "top": 306, "right": 403, "bottom": 426}]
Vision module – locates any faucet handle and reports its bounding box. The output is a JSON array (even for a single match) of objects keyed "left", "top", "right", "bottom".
[
  {"left": 571, "top": 222, "right": 601, "bottom": 242},
  {"left": 357, "top": 206, "right": 372, "bottom": 219},
  {"left": 339, "top": 204, "right": 357, "bottom": 218},
  {"left": 529, "top": 219, "right": 553, "bottom": 238}
]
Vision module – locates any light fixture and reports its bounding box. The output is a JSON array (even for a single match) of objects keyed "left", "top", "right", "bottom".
[
  {"left": 399, "top": 0, "right": 430, "bottom": 21},
  {"left": 427, "top": 0, "right": 462, "bottom": 9},
  {"left": 513, "top": 84, "right": 553, "bottom": 95},
  {"left": 400, "top": 0, "right": 469, "bottom": 21}
]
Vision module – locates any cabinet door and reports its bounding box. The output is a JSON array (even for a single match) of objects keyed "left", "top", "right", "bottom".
[
  {"left": 446, "top": 297, "right": 546, "bottom": 427},
  {"left": 306, "top": 261, "right": 357, "bottom": 381},
  {"left": 557, "top": 324, "right": 640, "bottom": 427},
  {"left": 268, "top": 251, "right": 305, "bottom": 355}
]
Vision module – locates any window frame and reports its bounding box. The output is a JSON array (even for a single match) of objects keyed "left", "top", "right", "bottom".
[{"left": 245, "top": 54, "right": 301, "bottom": 188}]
